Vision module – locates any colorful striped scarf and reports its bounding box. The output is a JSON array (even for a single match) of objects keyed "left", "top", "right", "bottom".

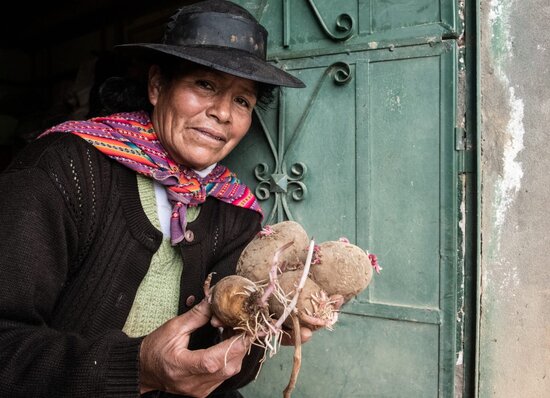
[{"left": 42, "top": 111, "right": 262, "bottom": 245}]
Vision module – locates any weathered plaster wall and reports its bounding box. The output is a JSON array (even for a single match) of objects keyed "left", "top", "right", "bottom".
[{"left": 479, "top": 0, "right": 550, "bottom": 396}]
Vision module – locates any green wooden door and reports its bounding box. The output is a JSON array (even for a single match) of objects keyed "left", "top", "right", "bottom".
[{"left": 224, "top": 1, "right": 461, "bottom": 396}]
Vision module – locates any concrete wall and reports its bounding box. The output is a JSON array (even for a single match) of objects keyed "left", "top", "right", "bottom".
[{"left": 479, "top": 0, "right": 550, "bottom": 396}]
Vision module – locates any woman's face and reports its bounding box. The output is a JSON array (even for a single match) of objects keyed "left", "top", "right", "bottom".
[{"left": 148, "top": 64, "right": 258, "bottom": 170}]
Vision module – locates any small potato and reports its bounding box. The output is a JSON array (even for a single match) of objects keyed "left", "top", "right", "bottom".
[
  {"left": 210, "top": 275, "right": 264, "bottom": 329},
  {"left": 237, "top": 221, "right": 309, "bottom": 283},
  {"left": 269, "top": 270, "right": 338, "bottom": 330},
  {"left": 309, "top": 241, "right": 373, "bottom": 302}
]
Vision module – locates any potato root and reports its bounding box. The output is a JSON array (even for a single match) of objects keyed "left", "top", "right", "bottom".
[
  {"left": 268, "top": 270, "right": 340, "bottom": 330},
  {"left": 205, "top": 241, "right": 312, "bottom": 355}
]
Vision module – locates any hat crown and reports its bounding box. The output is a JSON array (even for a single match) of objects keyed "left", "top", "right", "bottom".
[
  {"left": 114, "top": 0, "right": 305, "bottom": 87},
  {"left": 163, "top": 0, "right": 267, "bottom": 59}
]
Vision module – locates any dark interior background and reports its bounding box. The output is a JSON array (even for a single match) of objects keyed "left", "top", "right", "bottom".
[{"left": 0, "top": 0, "right": 194, "bottom": 169}]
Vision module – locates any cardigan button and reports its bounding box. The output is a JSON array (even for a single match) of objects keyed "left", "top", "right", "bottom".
[
  {"left": 184, "top": 229, "right": 195, "bottom": 242},
  {"left": 185, "top": 295, "right": 196, "bottom": 307}
]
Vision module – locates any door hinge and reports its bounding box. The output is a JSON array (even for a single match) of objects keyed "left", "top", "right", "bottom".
[{"left": 455, "top": 127, "right": 475, "bottom": 174}]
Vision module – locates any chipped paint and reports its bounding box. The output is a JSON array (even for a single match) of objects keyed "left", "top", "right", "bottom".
[
  {"left": 494, "top": 87, "right": 524, "bottom": 231},
  {"left": 488, "top": 0, "right": 525, "bottom": 240}
]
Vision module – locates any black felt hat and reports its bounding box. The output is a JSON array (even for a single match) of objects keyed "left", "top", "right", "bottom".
[{"left": 115, "top": 0, "right": 305, "bottom": 88}]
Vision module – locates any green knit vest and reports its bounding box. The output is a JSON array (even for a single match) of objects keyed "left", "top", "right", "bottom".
[{"left": 122, "top": 175, "right": 199, "bottom": 337}]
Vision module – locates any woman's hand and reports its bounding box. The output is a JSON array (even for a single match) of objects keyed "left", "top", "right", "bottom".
[
  {"left": 280, "top": 325, "right": 313, "bottom": 346},
  {"left": 139, "top": 299, "right": 251, "bottom": 398}
]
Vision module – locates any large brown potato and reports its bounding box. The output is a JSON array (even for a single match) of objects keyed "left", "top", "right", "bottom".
[{"left": 236, "top": 221, "right": 309, "bottom": 283}]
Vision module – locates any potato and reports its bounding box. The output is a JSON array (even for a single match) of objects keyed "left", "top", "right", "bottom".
[
  {"left": 236, "top": 221, "right": 309, "bottom": 283},
  {"left": 309, "top": 240, "right": 373, "bottom": 302},
  {"left": 268, "top": 270, "right": 338, "bottom": 330},
  {"left": 209, "top": 275, "right": 265, "bottom": 329},
  {"left": 223, "top": 226, "right": 376, "bottom": 334}
]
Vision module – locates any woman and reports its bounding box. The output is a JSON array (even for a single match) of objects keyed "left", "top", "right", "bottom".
[{"left": 0, "top": 1, "right": 306, "bottom": 397}]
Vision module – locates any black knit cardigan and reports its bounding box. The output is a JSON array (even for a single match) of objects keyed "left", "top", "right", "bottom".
[{"left": 0, "top": 133, "right": 263, "bottom": 398}]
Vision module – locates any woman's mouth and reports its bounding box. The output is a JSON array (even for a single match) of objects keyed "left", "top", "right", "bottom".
[{"left": 195, "top": 128, "right": 226, "bottom": 142}]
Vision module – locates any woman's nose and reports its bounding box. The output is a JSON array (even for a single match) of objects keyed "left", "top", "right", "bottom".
[{"left": 207, "top": 94, "right": 232, "bottom": 123}]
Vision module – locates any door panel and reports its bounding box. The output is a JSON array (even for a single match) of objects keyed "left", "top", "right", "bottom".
[
  {"left": 365, "top": 55, "right": 442, "bottom": 308},
  {"left": 242, "top": 317, "right": 440, "bottom": 397}
]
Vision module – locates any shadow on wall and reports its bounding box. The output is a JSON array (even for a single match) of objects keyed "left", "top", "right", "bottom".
[{"left": 0, "top": 50, "right": 146, "bottom": 171}]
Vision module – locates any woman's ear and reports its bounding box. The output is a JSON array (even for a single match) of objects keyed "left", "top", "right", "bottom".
[{"left": 148, "top": 65, "right": 162, "bottom": 106}]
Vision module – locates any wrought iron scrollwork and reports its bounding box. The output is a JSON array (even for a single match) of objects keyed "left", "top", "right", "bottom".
[
  {"left": 253, "top": 62, "right": 352, "bottom": 224},
  {"left": 283, "top": 0, "right": 355, "bottom": 47},
  {"left": 307, "top": 0, "right": 355, "bottom": 41},
  {"left": 332, "top": 61, "right": 352, "bottom": 85},
  {"left": 288, "top": 162, "right": 308, "bottom": 201}
]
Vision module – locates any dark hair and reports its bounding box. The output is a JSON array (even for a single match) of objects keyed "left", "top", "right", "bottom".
[
  {"left": 91, "top": 56, "right": 277, "bottom": 117},
  {"left": 256, "top": 83, "right": 277, "bottom": 111},
  {"left": 93, "top": 76, "right": 151, "bottom": 116}
]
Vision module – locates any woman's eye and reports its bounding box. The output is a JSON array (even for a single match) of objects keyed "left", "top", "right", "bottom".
[
  {"left": 235, "top": 97, "right": 251, "bottom": 108},
  {"left": 196, "top": 80, "right": 214, "bottom": 90}
]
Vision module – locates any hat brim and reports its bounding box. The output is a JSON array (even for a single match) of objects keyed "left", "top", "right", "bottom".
[{"left": 115, "top": 43, "right": 305, "bottom": 88}]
